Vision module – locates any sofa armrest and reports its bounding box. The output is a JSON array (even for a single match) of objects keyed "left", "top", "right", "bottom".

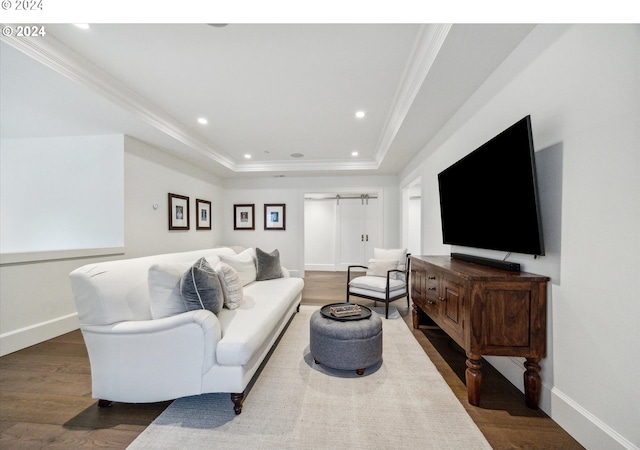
[
  {"left": 81, "top": 310, "right": 222, "bottom": 403},
  {"left": 281, "top": 266, "right": 291, "bottom": 278}
]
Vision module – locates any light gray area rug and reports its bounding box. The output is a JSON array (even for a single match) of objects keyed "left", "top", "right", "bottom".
[{"left": 127, "top": 305, "right": 491, "bottom": 449}]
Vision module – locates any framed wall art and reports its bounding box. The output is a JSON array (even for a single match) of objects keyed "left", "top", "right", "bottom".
[
  {"left": 196, "top": 199, "right": 212, "bottom": 230},
  {"left": 264, "top": 204, "right": 286, "bottom": 230},
  {"left": 168, "top": 193, "right": 190, "bottom": 230},
  {"left": 234, "top": 204, "right": 255, "bottom": 230}
]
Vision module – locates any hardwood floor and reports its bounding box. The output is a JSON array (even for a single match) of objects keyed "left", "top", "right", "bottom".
[{"left": 0, "top": 271, "right": 583, "bottom": 449}]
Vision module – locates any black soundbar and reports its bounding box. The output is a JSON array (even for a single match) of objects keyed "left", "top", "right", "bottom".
[{"left": 451, "top": 253, "right": 521, "bottom": 272}]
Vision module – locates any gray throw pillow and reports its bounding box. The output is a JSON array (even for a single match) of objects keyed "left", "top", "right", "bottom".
[
  {"left": 180, "top": 257, "right": 223, "bottom": 314},
  {"left": 255, "top": 248, "right": 283, "bottom": 281}
]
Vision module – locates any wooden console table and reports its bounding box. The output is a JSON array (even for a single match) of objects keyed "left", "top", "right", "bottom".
[{"left": 410, "top": 255, "right": 549, "bottom": 409}]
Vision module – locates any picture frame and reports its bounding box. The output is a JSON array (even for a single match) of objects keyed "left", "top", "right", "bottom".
[
  {"left": 234, "top": 204, "right": 255, "bottom": 230},
  {"left": 168, "top": 193, "right": 190, "bottom": 230},
  {"left": 264, "top": 204, "right": 286, "bottom": 230},
  {"left": 196, "top": 199, "right": 212, "bottom": 230}
]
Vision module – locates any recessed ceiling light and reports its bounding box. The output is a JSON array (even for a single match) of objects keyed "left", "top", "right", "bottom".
[
  {"left": 197, "top": 117, "right": 208, "bottom": 125},
  {"left": 291, "top": 153, "right": 305, "bottom": 158},
  {"left": 244, "top": 154, "right": 252, "bottom": 159},
  {"left": 74, "top": 24, "right": 90, "bottom": 30},
  {"left": 355, "top": 111, "right": 365, "bottom": 119},
  {"left": 352, "top": 151, "right": 359, "bottom": 156}
]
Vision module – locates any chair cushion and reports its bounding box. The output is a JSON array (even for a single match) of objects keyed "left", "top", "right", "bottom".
[
  {"left": 365, "top": 259, "right": 398, "bottom": 277},
  {"left": 374, "top": 248, "right": 407, "bottom": 279},
  {"left": 349, "top": 275, "right": 405, "bottom": 293},
  {"left": 349, "top": 286, "right": 407, "bottom": 300}
]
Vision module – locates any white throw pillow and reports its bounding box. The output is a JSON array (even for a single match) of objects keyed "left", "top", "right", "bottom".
[
  {"left": 215, "top": 262, "right": 244, "bottom": 310},
  {"left": 219, "top": 247, "right": 256, "bottom": 286},
  {"left": 148, "top": 262, "right": 192, "bottom": 319},
  {"left": 374, "top": 248, "right": 407, "bottom": 279},
  {"left": 204, "top": 255, "right": 221, "bottom": 270},
  {"left": 366, "top": 259, "right": 399, "bottom": 277}
]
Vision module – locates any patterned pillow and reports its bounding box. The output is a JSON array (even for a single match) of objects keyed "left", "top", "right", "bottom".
[
  {"left": 215, "top": 262, "right": 244, "bottom": 310},
  {"left": 256, "top": 248, "right": 283, "bottom": 281},
  {"left": 180, "top": 258, "right": 224, "bottom": 314}
]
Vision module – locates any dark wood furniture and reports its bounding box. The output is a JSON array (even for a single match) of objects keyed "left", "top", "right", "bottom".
[{"left": 410, "top": 255, "right": 549, "bottom": 409}]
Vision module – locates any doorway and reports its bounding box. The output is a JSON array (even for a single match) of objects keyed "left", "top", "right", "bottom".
[
  {"left": 403, "top": 178, "right": 422, "bottom": 255},
  {"left": 304, "top": 193, "right": 381, "bottom": 271}
]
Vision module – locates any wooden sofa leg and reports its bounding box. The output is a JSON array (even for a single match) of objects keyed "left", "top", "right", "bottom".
[
  {"left": 98, "top": 399, "right": 113, "bottom": 408},
  {"left": 231, "top": 392, "right": 245, "bottom": 415}
]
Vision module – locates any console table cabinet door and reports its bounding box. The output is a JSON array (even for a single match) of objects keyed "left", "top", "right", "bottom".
[
  {"left": 469, "top": 281, "right": 545, "bottom": 357},
  {"left": 440, "top": 278, "right": 464, "bottom": 346}
]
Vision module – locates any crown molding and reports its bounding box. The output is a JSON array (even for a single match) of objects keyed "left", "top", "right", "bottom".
[
  {"left": 373, "top": 24, "right": 451, "bottom": 167},
  {"left": 1, "top": 31, "right": 238, "bottom": 171}
]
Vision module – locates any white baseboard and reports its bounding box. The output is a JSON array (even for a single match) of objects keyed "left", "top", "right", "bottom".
[
  {"left": 304, "top": 264, "right": 336, "bottom": 271},
  {"left": 0, "top": 313, "right": 80, "bottom": 357},
  {"left": 484, "top": 355, "right": 637, "bottom": 450},
  {"left": 550, "top": 388, "right": 638, "bottom": 450}
]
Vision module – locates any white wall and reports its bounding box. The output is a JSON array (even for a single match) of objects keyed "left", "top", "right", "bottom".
[
  {"left": 122, "top": 137, "right": 224, "bottom": 257},
  {"left": 401, "top": 24, "right": 639, "bottom": 449},
  {"left": 222, "top": 175, "right": 401, "bottom": 277},
  {"left": 0, "top": 136, "right": 224, "bottom": 356},
  {"left": 1, "top": 135, "right": 124, "bottom": 254}
]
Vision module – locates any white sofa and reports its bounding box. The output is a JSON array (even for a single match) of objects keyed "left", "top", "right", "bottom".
[{"left": 69, "top": 247, "right": 304, "bottom": 414}]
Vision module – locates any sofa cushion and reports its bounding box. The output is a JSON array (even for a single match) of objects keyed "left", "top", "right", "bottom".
[
  {"left": 148, "top": 262, "right": 192, "bottom": 319},
  {"left": 180, "top": 258, "right": 224, "bottom": 314},
  {"left": 219, "top": 248, "right": 256, "bottom": 286},
  {"left": 216, "top": 277, "right": 304, "bottom": 366},
  {"left": 215, "top": 262, "right": 243, "bottom": 310},
  {"left": 256, "top": 248, "right": 283, "bottom": 281}
]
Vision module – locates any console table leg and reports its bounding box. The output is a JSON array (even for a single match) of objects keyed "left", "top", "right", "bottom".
[
  {"left": 524, "top": 357, "right": 541, "bottom": 409},
  {"left": 412, "top": 303, "right": 420, "bottom": 329},
  {"left": 465, "top": 352, "right": 482, "bottom": 406}
]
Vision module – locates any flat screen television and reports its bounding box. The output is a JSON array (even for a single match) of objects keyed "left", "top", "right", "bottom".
[{"left": 438, "top": 115, "right": 545, "bottom": 257}]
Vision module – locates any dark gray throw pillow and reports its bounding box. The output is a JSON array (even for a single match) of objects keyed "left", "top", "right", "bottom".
[
  {"left": 256, "top": 248, "right": 283, "bottom": 281},
  {"left": 180, "top": 257, "right": 223, "bottom": 314}
]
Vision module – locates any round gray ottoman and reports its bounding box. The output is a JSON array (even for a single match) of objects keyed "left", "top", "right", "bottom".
[{"left": 309, "top": 309, "right": 383, "bottom": 375}]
